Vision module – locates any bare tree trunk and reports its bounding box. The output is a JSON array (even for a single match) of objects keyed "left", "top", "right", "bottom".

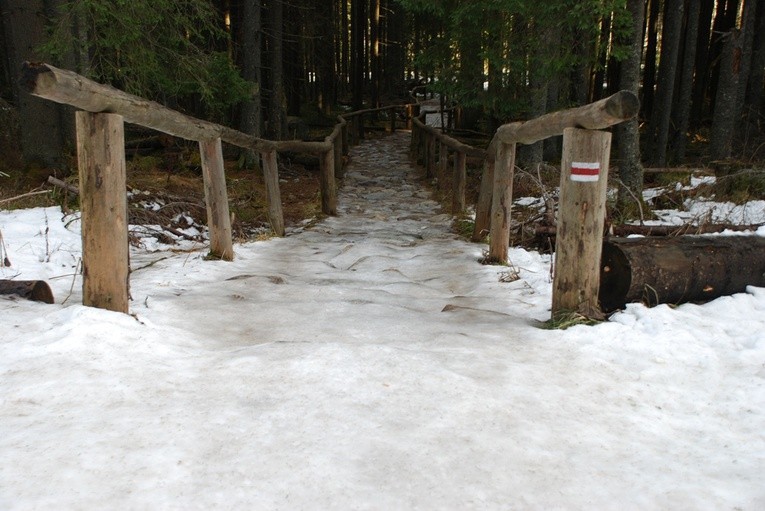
[
  {"left": 734, "top": 0, "right": 759, "bottom": 144},
  {"left": 351, "top": 0, "right": 366, "bottom": 111},
  {"left": 670, "top": 0, "right": 700, "bottom": 161},
  {"left": 641, "top": 0, "right": 660, "bottom": 119},
  {"left": 710, "top": 28, "right": 743, "bottom": 162},
  {"left": 690, "top": 0, "right": 715, "bottom": 127},
  {"left": 317, "top": 0, "right": 335, "bottom": 115},
  {"left": 616, "top": 0, "right": 645, "bottom": 218},
  {"left": 268, "top": 0, "right": 287, "bottom": 139},
  {"left": 648, "top": 0, "right": 684, "bottom": 166},
  {"left": 240, "top": 0, "right": 262, "bottom": 164},
  {"left": 370, "top": 0, "right": 381, "bottom": 109},
  {"left": 2, "top": 0, "right": 68, "bottom": 168},
  {"left": 742, "top": 1, "right": 765, "bottom": 141}
]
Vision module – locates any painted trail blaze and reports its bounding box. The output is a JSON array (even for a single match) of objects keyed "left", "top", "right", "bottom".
[{"left": 570, "top": 161, "right": 600, "bottom": 182}]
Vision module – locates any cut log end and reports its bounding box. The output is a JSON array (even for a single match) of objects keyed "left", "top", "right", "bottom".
[
  {"left": 605, "top": 91, "right": 640, "bottom": 121},
  {"left": 0, "top": 280, "right": 55, "bottom": 304},
  {"left": 19, "top": 61, "right": 51, "bottom": 94},
  {"left": 599, "top": 236, "right": 765, "bottom": 312}
]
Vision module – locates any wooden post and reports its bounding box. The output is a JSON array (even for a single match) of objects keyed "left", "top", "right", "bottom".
[
  {"left": 438, "top": 141, "right": 449, "bottom": 191},
  {"left": 472, "top": 159, "right": 494, "bottom": 241},
  {"left": 341, "top": 122, "right": 349, "bottom": 155},
  {"left": 357, "top": 113, "right": 365, "bottom": 140},
  {"left": 333, "top": 135, "right": 345, "bottom": 179},
  {"left": 410, "top": 122, "right": 419, "bottom": 159},
  {"left": 426, "top": 133, "right": 436, "bottom": 178},
  {"left": 407, "top": 104, "right": 420, "bottom": 130},
  {"left": 199, "top": 138, "right": 234, "bottom": 261},
  {"left": 551, "top": 128, "right": 611, "bottom": 320},
  {"left": 76, "top": 111, "right": 129, "bottom": 313},
  {"left": 320, "top": 149, "right": 337, "bottom": 215},
  {"left": 350, "top": 117, "right": 359, "bottom": 145},
  {"left": 389, "top": 107, "right": 396, "bottom": 132},
  {"left": 488, "top": 142, "right": 516, "bottom": 264},
  {"left": 452, "top": 150, "right": 466, "bottom": 214},
  {"left": 261, "top": 150, "right": 285, "bottom": 236}
]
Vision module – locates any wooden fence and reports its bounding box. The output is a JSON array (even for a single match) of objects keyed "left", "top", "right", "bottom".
[
  {"left": 411, "top": 91, "right": 639, "bottom": 320},
  {"left": 21, "top": 62, "right": 410, "bottom": 313}
]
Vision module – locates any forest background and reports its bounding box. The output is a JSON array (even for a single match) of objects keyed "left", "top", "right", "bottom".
[{"left": 1, "top": 0, "right": 763, "bottom": 226}]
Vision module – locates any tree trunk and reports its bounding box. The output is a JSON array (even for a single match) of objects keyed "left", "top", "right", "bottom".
[
  {"left": 615, "top": 0, "right": 645, "bottom": 218},
  {"left": 370, "top": 0, "right": 381, "bottom": 109},
  {"left": 239, "top": 0, "right": 263, "bottom": 163},
  {"left": 710, "top": 28, "right": 743, "bottom": 162},
  {"left": 350, "top": 0, "right": 366, "bottom": 110},
  {"left": 268, "top": 0, "right": 287, "bottom": 139},
  {"left": 641, "top": 0, "right": 661, "bottom": 119},
  {"left": 340, "top": 0, "right": 349, "bottom": 95},
  {"left": 599, "top": 235, "right": 765, "bottom": 312},
  {"left": 690, "top": 0, "right": 715, "bottom": 127},
  {"left": 734, "top": 0, "right": 759, "bottom": 143},
  {"left": 2, "top": 0, "right": 68, "bottom": 168},
  {"left": 670, "top": 0, "right": 700, "bottom": 161},
  {"left": 708, "top": 0, "right": 740, "bottom": 116},
  {"left": 742, "top": 1, "right": 765, "bottom": 141},
  {"left": 317, "top": 0, "right": 335, "bottom": 115},
  {"left": 648, "top": 0, "right": 684, "bottom": 167}
]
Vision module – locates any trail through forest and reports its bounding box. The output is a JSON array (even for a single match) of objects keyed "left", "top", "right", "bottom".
[{"left": 2, "top": 133, "right": 764, "bottom": 510}]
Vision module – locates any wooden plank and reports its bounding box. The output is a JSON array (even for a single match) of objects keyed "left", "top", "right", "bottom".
[
  {"left": 320, "top": 149, "right": 337, "bottom": 215},
  {"left": 488, "top": 142, "right": 516, "bottom": 264},
  {"left": 551, "top": 128, "right": 612, "bottom": 320},
  {"left": 452, "top": 151, "right": 466, "bottom": 214},
  {"left": 199, "top": 138, "right": 234, "bottom": 261},
  {"left": 262, "top": 150, "right": 285, "bottom": 237},
  {"left": 76, "top": 111, "right": 129, "bottom": 313}
]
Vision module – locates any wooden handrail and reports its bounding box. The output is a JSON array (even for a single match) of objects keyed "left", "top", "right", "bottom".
[{"left": 487, "top": 90, "right": 639, "bottom": 155}]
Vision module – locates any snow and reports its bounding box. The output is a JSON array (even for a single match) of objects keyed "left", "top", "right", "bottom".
[{"left": 2, "top": 132, "right": 764, "bottom": 510}]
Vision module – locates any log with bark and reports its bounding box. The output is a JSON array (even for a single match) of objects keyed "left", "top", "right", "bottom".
[
  {"left": 599, "top": 236, "right": 765, "bottom": 312},
  {"left": 0, "top": 280, "right": 54, "bottom": 303}
]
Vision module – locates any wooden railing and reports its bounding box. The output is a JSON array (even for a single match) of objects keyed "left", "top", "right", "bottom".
[
  {"left": 21, "top": 62, "right": 413, "bottom": 313},
  {"left": 411, "top": 91, "right": 639, "bottom": 320}
]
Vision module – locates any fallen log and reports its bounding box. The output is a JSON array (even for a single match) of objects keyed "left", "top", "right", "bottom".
[
  {"left": 598, "top": 236, "right": 765, "bottom": 312},
  {"left": 0, "top": 280, "right": 54, "bottom": 303},
  {"left": 536, "top": 223, "right": 764, "bottom": 237}
]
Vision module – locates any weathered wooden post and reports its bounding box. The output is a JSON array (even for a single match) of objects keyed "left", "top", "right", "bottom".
[
  {"left": 341, "top": 121, "right": 349, "bottom": 155},
  {"left": 438, "top": 141, "right": 449, "bottom": 191},
  {"left": 551, "top": 128, "right": 612, "bottom": 320},
  {"left": 333, "top": 134, "right": 344, "bottom": 179},
  {"left": 407, "top": 104, "right": 420, "bottom": 130},
  {"left": 199, "top": 138, "right": 234, "bottom": 261},
  {"left": 452, "top": 150, "right": 466, "bottom": 214},
  {"left": 261, "top": 150, "right": 285, "bottom": 236},
  {"left": 357, "top": 113, "right": 365, "bottom": 140},
  {"left": 426, "top": 132, "right": 436, "bottom": 178},
  {"left": 76, "top": 111, "right": 129, "bottom": 313},
  {"left": 320, "top": 149, "right": 338, "bottom": 215},
  {"left": 472, "top": 159, "right": 494, "bottom": 241},
  {"left": 350, "top": 116, "right": 359, "bottom": 145},
  {"left": 488, "top": 142, "right": 516, "bottom": 264},
  {"left": 389, "top": 107, "right": 396, "bottom": 132}
]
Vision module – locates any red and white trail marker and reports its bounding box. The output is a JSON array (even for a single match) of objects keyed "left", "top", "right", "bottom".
[{"left": 570, "top": 161, "right": 600, "bottom": 182}]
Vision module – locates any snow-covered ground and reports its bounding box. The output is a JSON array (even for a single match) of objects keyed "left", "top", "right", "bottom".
[{"left": 2, "top": 132, "right": 764, "bottom": 510}]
